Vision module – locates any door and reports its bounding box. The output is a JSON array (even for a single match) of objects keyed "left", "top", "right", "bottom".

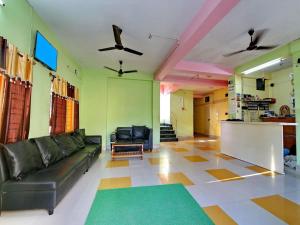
[{"left": 203, "top": 104, "right": 210, "bottom": 135}]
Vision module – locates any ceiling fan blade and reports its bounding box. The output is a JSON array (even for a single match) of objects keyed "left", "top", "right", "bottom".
[
  {"left": 124, "top": 47, "right": 143, "bottom": 56},
  {"left": 112, "top": 25, "right": 123, "bottom": 46},
  {"left": 252, "top": 29, "right": 267, "bottom": 46},
  {"left": 256, "top": 45, "right": 278, "bottom": 50},
  {"left": 104, "top": 66, "right": 118, "bottom": 72},
  {"left": 123, "top": 70, "right": 138, "bottom": 74},
  {"left": 223, "top": 49, "right": 247, "bottom": 57},
  {"left": 98, "top": 47, "right": 117, "bottom": 51}
]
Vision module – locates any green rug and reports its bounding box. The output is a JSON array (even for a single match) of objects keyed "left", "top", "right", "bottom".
[{"left": 85, "top": 184, "right": 214, "bottom": 225}]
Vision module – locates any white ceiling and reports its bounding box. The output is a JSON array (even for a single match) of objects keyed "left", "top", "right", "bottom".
[
  {"left": 27, "top": 0, "right": 204, "bottom": 73},
  {"left": 185, "top": 0, "right": 300, "bottom": 68},
  {"left": 27, "top": 0, "right": 300, "bottom": 95}
]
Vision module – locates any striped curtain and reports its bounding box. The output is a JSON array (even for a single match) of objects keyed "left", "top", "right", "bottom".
[
  {"left": 50, "top": 77, "right": 79, "bottom": 134},
  {"left": 0, "top": 43, "right": 33, "bottom": 144},
  {"left": 50, "top": 77, "right": 68, "bottom": 135}
]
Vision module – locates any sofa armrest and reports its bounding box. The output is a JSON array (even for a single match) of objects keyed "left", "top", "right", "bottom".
[
  {"left": 85, "top": 135, "right": 102, "bottom": 147},
  {"left": 147, "top": 128, "right": 153, "bottom": 150},
  {"left": 110, "top": 132, "right": 117, "bottom": 143}
]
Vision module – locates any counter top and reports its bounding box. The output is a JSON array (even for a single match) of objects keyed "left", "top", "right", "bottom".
[{"left": 221, "top": 121, "right": 298, "bottom": 126}]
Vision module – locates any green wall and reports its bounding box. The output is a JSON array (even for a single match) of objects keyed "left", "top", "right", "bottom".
[
  {"left": 0, "top": 0, "right": 81, "bottom": 138},
  {"left": 80, "top": 69, "right": 160, "bottom": 149},
  {"left": 235, "top": 39, "right": 300, "bottom": 165}
]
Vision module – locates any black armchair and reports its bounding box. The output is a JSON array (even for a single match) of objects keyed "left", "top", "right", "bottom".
[{"left": 110, "top": 126, "right": 153, "bottom": 151}]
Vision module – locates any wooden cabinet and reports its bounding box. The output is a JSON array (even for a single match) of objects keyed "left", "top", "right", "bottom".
[{"left": 261, "top": 117, "right": 296, "bottom": 149}]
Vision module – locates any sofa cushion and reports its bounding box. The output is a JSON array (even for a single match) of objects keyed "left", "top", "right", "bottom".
[
  {"left": 52, "top": 134, "right": 79, "bottom": 157},
  {"left": 33, "top": 136, "right": 64, "bottom": 167},
  {"left": 71, "top": 132, "right": 85, "bottom": 149},
  {"left": 116, "top": 128, "right": 132, "bottom": 141},
  {"left": 2, "top": 140, "right": 44, "bottom": 180},
  {"left": 132, "top": 126, "right": 147, "bottom": 139}
]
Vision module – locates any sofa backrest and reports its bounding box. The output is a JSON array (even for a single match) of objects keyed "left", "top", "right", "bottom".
[
  {"left": 0, "top": 140, "right": 44, "bottom": 181},
  {"left": 132, "top": 126, "right": 149, "bottom": 140},
  {"left": 52, "top": 133, "right": 79, "bottom": 157},
  {"left": 116, "top": 127, "right": 132, "bottom": 141},
  {"left": 32, "top": 136, "right": 65, "bottom": 167}
]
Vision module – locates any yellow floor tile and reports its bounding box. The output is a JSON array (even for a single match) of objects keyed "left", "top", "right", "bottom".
[
  {"left": 215, "top": 153, "right": 235, "bottom": 160},
  {"left": 106, "top": 160, "right": 129, "bottom": 168},
  {"left": 184, "top": 155, "right": 208, "bottom": 162},
  {"left": 148, "top": 157, "right": 169, "bottom": 165},
  {"left": 206, "top": 169, "right": 244, "bottom": 182},
  {"left": 98, "top": 177, "right": 131, "bottom": 190},
  {"left": 246, "top": 165, "right": 276, "bottom": 177},
  {"left": 159, "top": 172, "right": 194, "bottom": 186},
  {"left": 203, "top": 205, "right": 237, "bottom": 225},
  {"left": 252, "top": 195, "right": 300, "bottom": 225},
  {"left": 173, "top": 147, "right": 189, "bottom": 153}
]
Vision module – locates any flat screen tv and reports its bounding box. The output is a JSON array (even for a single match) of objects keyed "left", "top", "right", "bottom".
[{"left": 34, "top": 31, "right": 57, "bottom": 71}]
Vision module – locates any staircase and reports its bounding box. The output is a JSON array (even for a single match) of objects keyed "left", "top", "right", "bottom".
[{"left": 160, "top": 123, "right": 178, "bottom": 142}]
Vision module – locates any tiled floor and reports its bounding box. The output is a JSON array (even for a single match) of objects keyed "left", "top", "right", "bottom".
[{"left": 1, "top": 138, "right": 300, "bottom": 225}]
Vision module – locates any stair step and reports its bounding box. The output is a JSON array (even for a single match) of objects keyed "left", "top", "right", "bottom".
[
  {"left": 160, "top": 123, "right": 172, "bottom": 127},
  {"left": 160, "top": 130, "right": 175, "bottom": 135},
  {"left": 160, "top": 137, "right": 178, "bottom": 142},
  {"left": 160, "top": 133, "right": 176, "bottom": 138},
  {"left": 160, "top": 127, "right": 173, "bottom": 131}
]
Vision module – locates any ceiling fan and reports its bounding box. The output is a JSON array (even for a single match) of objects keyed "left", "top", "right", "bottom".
[
  {"left": 98, "top": 25, "right": 143, "bottom": 56},
  {"left": 223, "top": 29, "right": 278, "bottom": 57},
  {"left": 104, "top": 60, "right": 138, "bottom": 77}
]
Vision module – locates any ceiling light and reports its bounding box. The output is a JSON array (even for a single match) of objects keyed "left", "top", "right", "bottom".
[
  {"left": 0, "top": 0, "right": 5, "bottom": 6},
  {"left": 242, "top": 58, "right": 284, "bottom": 75}
]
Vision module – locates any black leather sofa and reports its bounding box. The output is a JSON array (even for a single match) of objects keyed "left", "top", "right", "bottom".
[
  {"left": 110, "top": 126, "right": 153, "bottom": 150},
  {"left": 0, "top": 129, "right": 101, "bottom": 215}
]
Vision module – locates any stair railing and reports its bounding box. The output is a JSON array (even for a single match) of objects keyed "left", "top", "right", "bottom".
[{"left": 170, "top": 112, "right": 178, "bottom": 134}]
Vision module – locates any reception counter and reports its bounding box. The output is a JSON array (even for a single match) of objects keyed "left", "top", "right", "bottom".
[{"left": 221, "top": 121, "right": 297, "bottom": 174}]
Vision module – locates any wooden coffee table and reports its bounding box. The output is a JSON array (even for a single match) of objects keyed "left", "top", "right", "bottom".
[{"left": 111, "top": 143, "right": 144, "bottom": 160}]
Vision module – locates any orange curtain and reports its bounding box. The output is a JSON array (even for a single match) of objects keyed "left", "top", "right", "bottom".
[
  {"left": 65, "top": 98, "right": 74, "bottom": 133},
  {"left": 0, "top": 72, "right": 8, "bottom": 139}
]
